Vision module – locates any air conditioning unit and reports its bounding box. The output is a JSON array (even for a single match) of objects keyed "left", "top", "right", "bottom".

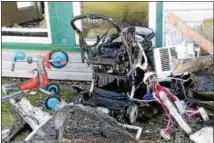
[{"left": 153, "top": 42, "right": 200, "bottom": 77}]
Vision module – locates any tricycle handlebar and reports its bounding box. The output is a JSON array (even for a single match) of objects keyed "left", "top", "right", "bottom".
[{"left": 11, "top": 57, "right": 37, "bottom": 71}]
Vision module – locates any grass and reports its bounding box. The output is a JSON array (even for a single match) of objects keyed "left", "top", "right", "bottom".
[
  {"left": 2, "top": 101, "right": 12, "bottom": 129},
  {"left": 1, "top": 77, "right": 76, "bottom": 130}
]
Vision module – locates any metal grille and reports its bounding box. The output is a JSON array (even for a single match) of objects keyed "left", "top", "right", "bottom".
[
  {"left": 159, "top": 48, "right": 171, "bottom": 71},
  {"left": 170, "top": 47, "right": 178, "bottom": 60}
]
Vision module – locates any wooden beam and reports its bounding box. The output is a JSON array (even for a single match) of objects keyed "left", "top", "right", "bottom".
[
  {"left": 167, "top": 12, "right": 213, "bottom": 55},
  {"left": 172, "top": 55, "right": 213, "bottom": 73},
  {"left": 10, "top": 97, "right": 52, "bottom": 130}
]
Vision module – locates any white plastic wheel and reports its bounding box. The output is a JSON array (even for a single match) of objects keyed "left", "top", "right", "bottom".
[
  {"left": 160, "top": 129, "right": 171, "bottom": 141},
  {"left": 199, "top": 107, "right": 209, "bottom": 121}
]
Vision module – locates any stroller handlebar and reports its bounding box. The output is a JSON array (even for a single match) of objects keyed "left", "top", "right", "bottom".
[{"left": 71, "top": 14, "right": 121, "bottom": 35}]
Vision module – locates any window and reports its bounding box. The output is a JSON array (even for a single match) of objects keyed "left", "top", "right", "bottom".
[
  {"left": 73, "top": 2, "right": 149, "bottom": 44},
  {"left": 16, "top": 2, "right": 35, "bottom": 10},
  {"left": 2, "top": 2, "right": 51, "bottom": 43}
]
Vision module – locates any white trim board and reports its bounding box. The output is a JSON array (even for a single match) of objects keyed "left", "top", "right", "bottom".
[
  {"left": 2, "top": 49, "right": 84, "bottom": 63},
  {"left": 2, "top": 70, "right": 92, "bottom": 81},
  {"left": 72, "top": 2, "right": 82, "bottom": 45},
  {"left": 45, "top": 2, "right": 52, "bottom": 44},
  {"left": 2, "top": 61, "right": 92, "bottom": 73},
  {"left": 2, "top": 28, "right": 48, "bottom": 32},
  {"left": 148, "top": 2, "right": 157, "bottom": 46},
  {"left": 2, "top": 2, "right": 52, "bottom": 44},
  {"left": 2, "top": 36, "right": 51, "bottom": 44}
]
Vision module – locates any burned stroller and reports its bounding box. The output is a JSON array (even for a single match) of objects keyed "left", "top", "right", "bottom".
[{"left": 71, "top": 14, "right": 155, "bottom": 124}]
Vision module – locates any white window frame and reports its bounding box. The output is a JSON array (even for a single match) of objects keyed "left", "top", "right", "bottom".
[
  {"left": 2, "top": 2, "right": 52, "bottom": 44},
  {"left": 73, "top": 2, "right": 98, "bottom": 45},
  {"left": 148, "top": 2, "right": 157, "bottom": 46},
  {"left": 72, "top": 2, "right": 82, "bottom": 45}
]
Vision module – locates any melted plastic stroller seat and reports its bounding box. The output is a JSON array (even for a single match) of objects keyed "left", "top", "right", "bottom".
[
  {"left": 75, "top": 90, "right": 130, "bottom": 110},
  {"left": 94, "top": 88, "right": 129, "bottom": 100},
  {"left": 87, "top": 56, "right": 118, "bottom": 65},
  {"left": 87, "top": 42, "right": 125, "bottom": 66}
]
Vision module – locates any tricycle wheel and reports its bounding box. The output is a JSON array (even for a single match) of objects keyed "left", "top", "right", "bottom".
[
  {"left": 49, "top": 49, "right": 69, "bottom": 69},
  {"left": 45, "top": 94, "right": 61, "bottom": 109},
  {"left": 46, "top": 83, "right": 60, "bottom": 94}
]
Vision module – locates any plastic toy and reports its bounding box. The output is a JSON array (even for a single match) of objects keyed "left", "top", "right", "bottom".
[{"left": 2, "top": 49, "right": 68, "bottom": 109}]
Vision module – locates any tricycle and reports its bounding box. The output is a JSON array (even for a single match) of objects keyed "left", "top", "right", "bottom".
[{"left": 2, "top": 49, "right": 69, "bottom": 109}]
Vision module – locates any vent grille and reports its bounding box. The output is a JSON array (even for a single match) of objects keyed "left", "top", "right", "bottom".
[
  {"left": 170, "top": 47, "right": 178, "bottom": 60},
  {"left": 159, "top": 48, "right": 171, "bottom": 71}
]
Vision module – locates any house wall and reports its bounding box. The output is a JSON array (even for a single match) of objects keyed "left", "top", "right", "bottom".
[
  {"left": 1, "top": 2, "right": 91, "bottom": 81},
  {"left": 2, "top": 49, "right": 92, "bottom": 81},
  {"left": 48, "top": 2, "right": 76, "bottom": 47},
  {"left": 162, "top": 2, "right": 213, "bottom": 46},
  {"left": 2, "top": 2, "right": 43, "bottom": 26},
  {"left": 6, "top": 2, "right": 208, "bottom": 81},
  {"left": 2, "top": 2, "right": 154, "bottom": 81}
]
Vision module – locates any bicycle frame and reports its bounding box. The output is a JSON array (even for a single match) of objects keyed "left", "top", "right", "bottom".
[{"left": 141, "top": 71, "right": 209, "bottom": 140}]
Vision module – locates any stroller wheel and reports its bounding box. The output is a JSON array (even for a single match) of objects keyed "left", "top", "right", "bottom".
[
  {"left": 75, "top": 91, "right": 90, "bottom": 104},
  {"left": 45, "top": 94, "right": 61, "bottom": 109},
  {"left": 125, "top": 104, "right": 138, "bottom": 124},
  {"left": 75, "top": 93, "right": 82, "bottom": 104}
]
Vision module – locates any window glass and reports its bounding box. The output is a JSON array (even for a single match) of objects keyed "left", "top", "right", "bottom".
[
  {"left": 16, "top": 2, "right": 35, "bottom": 9},
  {"left": 81, "top": 2, "right": 148, "bottom": 40}
]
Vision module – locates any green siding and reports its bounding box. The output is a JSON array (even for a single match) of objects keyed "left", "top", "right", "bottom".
[
  {"left": 48, "top": 2, "right": 76, "bottom": 47},
  {"left": 155, "top": 2, "right": 163, "bottom": 48},
  {"left": 2, "top": 42, "right": 80, "bottom": 52}
]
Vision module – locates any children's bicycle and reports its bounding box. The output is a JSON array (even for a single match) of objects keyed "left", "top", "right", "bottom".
[
  {"left": 2, "top": 49, "right": 69, "bottom": 109},
  {"left": 141, "top": 72, "right": 209, "bottom": 140}
]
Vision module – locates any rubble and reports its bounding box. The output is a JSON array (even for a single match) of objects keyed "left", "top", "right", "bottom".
[
  {"left": 2, "top": 85, "right": 213, "bottom": 143},
  {"left": 25, "top": 104, "right": 137, "bottom": 143},
  {"left": 3, "top": 118, "right": 27, "bottom": 142},
  {"left": 10, "top": 97, "right": 52, "bottom": 130},
  {"left": 190, "top": 127, "right": 213, "bottom": 143}
]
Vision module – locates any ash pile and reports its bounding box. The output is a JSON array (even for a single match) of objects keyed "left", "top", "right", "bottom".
[{"left": 3, "top": 103, "right": 137, "bottom": 143}]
